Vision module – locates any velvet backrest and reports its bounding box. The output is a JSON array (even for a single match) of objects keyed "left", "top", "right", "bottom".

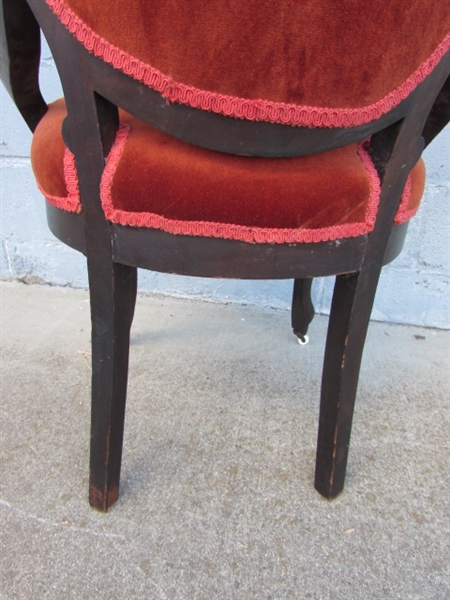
[{"left": 47, "top": 0, "right": 450, "bottom": 128}]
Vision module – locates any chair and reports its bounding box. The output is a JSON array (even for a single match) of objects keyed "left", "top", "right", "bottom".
[{"left": 1, "top": 0, "right": 449, "bottom": 511}]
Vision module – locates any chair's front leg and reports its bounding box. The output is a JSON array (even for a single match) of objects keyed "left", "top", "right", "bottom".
[
  {"left": 291, "top": 278, "right": 315, "bottom": 344},
  {"left": 88, "top": 259, "right": 138, "bottom": 511},
  {"left": 314, "top": 271, "right": 372, "bottom": 499}
]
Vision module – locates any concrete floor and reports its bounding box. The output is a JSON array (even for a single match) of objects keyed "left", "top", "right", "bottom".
[{"left": 0, "top": 280, "right": 449, "bottom": 599}]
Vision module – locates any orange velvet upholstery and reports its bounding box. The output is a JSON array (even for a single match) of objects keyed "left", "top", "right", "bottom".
[
  {"left": 46, "top": 0, "right": 450, "bottom": 126},
  {"left": 31, "top": 100, "right": 425, "bottom": 244}
]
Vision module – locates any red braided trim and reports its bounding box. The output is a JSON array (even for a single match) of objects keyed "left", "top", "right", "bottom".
[
  {"left": 40, "top": 148, "right": 82, "bottom": 213},
  {"left": 98, "top": 125, "right": 383, "bottom": 244},
  {"left": 39, "top": 127, "right": 414, "bottom": 240},
  {"left": 39, "top": 128, "right": 415, "bottom": 240},
  {"left": 394, "top": 177, "right": 417, "bottom": 225},
  {"left": 46, "top": 0, "right": 450, "bottom": 128}
]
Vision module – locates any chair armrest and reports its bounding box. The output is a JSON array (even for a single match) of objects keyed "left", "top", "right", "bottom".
[{"left": 0, "top": 0, "right": 47, "bottom": 131}]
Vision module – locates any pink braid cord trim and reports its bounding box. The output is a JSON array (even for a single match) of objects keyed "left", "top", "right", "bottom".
[
  {"left": 98, "top": 125, "right": 384, "bottom": 244},
  {"left": 394, "top": 177, "right": 417, "bottom": 225},
  {"left": 46, "top": 0, "right": 450, "bottom": 128},
  {"left": 41, "top": 148, "right": 82, "bottom": 213},
  {"left": 43, "top": 127, "right": 414, "bottom": 242}
]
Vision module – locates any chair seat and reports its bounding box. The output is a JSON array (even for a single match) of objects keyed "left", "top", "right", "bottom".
[{"left": 31, "top": 99, "right": 425, "bottom": 244}]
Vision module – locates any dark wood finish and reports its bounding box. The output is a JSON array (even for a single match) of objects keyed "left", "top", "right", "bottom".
[
  {"left": 46, "top": 203, "right": 86, "bottom": 253},
  {"left": 3, "top": 0, "right": 449, "bottom": 510},
  {"left": 0, "top": 0, "right": 47, "bottom": 131},
  {"left": 315, "top": 272, "right": 362, "bottom": 497},
  {"left": 291, "top": 279, "right": 315, "bottom": 342},
  {"left": 111, "top": 220, "right": 410, "bottom": 280},
  {"left": 45, "top": 202, "right": 409, "bottom": 277},
  {"left": 113, "top": 225, "right": 369, "bottom": 280},
  {"left": 314, "top": 63, "right": 445, "bottom": 498},
  {"left": 88, "top": 261, "right": 137, "bottom": 511},
  {"left": 90, "top": 52, "right": 418, "bottom": 158}
]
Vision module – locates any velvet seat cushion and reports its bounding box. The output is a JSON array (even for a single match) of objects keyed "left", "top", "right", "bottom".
[
  {"left": 31, "top": 100, "right": 425, "bottom": 244},
  {"left": 47, "top": 0, "right": 450, "bottom": 127}
]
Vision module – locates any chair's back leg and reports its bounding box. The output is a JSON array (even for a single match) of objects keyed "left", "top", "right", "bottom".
[
  {"left": 313, "top": 62, "right": 445, "bottom": 497},
  {"left": 291, "top": 278, "right": 315, "bottom": 343},
  {"left": 88, "top": 259, "right": 138, "bottom": 511},
  {"left": 314, "top": 270, "right": 375, "bottom": 498}
]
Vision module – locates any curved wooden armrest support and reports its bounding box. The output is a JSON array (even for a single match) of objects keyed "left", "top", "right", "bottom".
[{"left": 0, "top": 0, "right": 47, "bottom": 132}]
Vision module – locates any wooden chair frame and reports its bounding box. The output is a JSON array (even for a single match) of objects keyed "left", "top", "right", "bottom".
[{"left": 2, "top": 0, "right": 449, "bottom": 511}]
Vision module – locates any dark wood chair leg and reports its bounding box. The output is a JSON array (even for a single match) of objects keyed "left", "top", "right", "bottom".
[
  {"left": 314, "top": 271, "right": 373, "bottom": 499},
  {"left": 291, "top": 278, "right": 315, "bottom": 343},
  {"left": 88, "top": 260, "right": 138, "bottom": 511}
]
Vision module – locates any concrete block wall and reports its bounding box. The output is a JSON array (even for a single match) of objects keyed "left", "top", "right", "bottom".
[{"left": 1, "top": 43, "right": 449, "bottom": 328}]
